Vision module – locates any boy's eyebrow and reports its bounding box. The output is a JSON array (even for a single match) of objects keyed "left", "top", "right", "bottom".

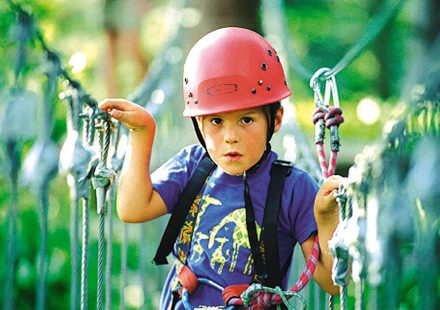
[
  {"left": 238, "top": 110, "right": 259, "bottom": 117},
  {"left": 206, "top": 110, "right": 260, "bottom": 119}
]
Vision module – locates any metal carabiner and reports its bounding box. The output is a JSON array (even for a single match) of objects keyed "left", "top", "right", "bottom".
[
  {"left": 324, "top": 74, "right": 340, "bottom": 108},
  {"left": 310, "top": 67, "right": 332, "bottom": 110}
]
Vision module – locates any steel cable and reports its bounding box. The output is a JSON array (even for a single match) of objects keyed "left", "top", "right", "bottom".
[{"left": 80, "top": 198, "right": 90, "bottom": 310}]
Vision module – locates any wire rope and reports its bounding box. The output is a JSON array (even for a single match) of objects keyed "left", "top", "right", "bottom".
[{"left": 80, "top": 197, "right": 90, "bottom": 310}]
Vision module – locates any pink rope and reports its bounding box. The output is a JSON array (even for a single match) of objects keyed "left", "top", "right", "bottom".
[{"left": 312, "top": 107, "right": 344, "bottom": 179}]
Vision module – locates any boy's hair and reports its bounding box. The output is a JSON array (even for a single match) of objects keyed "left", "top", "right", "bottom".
[{"left": 263, "top": 101, "right": 281, "bottom": 143}]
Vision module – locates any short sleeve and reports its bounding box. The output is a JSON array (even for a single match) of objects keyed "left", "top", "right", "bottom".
[
  {"left": 291, "top": 170, "right": 319, "bottom": 244},
  {"left": 151, "top": 144, "right": 206, "bottom": 213}
]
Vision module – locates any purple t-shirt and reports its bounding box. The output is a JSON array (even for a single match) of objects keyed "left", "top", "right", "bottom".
[{"left": 152, "top": 144, "right": 318, "bottom": 309}]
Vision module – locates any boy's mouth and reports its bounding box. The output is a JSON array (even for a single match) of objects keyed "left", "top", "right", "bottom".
[{"left": 224, "top": 151, "right": 242, "bottom": 161}]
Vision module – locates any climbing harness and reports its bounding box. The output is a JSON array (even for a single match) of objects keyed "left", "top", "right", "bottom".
[
  {"left": 310, "top": 68, "right": 344, "bottom": 179},
  {"left": 154, "top": 157, "right": 320, "bottom": 309},
  {"left": 224, "top": 234, "right": 320, "bottom": 309}
]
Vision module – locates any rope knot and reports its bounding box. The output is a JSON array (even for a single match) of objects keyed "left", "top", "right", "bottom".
[
  {"left": 312, "top": 106, "right": 327, "bottom": 125},
  {"left": 325, "top": 107, "right": 344, "bottom": 128}
]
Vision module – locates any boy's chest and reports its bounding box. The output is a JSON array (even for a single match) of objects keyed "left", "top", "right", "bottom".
[{"left": 182, "top": 183, "right": 266, "bottom": 277}]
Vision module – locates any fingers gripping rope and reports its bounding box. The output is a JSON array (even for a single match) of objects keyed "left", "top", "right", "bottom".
[
  {"left": 91, "top": 109, "right": 115, "bottom": 310},
  {"left": 310, "top": 68, "right": 345, "bottom": 178}
]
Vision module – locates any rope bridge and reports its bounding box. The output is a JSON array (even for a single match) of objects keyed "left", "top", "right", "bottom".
[{"left": 1, "top": 0, "right": 439, "bottom": 309}]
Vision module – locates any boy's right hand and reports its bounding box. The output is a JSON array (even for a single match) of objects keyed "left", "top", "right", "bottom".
[{"left": 98, "top": 98, "right": 155, "bottom": 132}]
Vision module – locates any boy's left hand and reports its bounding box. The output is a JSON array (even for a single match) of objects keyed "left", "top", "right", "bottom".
[{"left": 314, "top": 175, "right": 344, "bottom": 218}]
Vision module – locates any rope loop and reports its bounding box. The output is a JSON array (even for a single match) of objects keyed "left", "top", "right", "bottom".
[
  {"left": 240, "top": 283, "right": 307, "bottom": 310},
  {"left": 310, "top": 68, "right": 345, "bottom": 178},
  {"left": 312, "top": 106, "right": 327, "bottom": 125},
  {"left": 325, "top": 107, "right": 344, "bottom": 129}
]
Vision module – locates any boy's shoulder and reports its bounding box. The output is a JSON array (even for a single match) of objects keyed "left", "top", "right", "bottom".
[
  {"left": 271, "top": 155, "right": 319, "bottom": 191},
  {"left": 172, "top": 144, "right": 208, "bottom": 172},
  {"left": 178, "top": 144, "right": 207, "bottom": 163},
  {"left": 181, "top": 143, "right": 206, "bottom": 156}
]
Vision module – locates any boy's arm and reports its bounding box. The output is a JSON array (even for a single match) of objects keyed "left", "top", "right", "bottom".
[
  {"left": 301, "top": 175, "right": 342, "bottom": 295},
  {"left": 99, "top": 99, "right": 168, "bottom": 223}
]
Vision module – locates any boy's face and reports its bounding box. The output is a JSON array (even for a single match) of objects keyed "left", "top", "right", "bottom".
[{"left": 198, "top": 106, "right": 282, "bottom": 175}]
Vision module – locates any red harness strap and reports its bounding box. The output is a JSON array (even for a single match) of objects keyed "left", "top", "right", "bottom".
[
  {"left": 222, "top": 284, "right": 249, "bottom": 305},
  {"left": 175, "top": 261, "right": 199, "bottom": 296}
]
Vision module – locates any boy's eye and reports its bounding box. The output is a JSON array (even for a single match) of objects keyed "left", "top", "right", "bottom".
[
  {"left": 241, "top": 117, "right": 254, "bottom": 125},
  {"left": 210, "top": 118, "right": 223, "bottom": 125}
]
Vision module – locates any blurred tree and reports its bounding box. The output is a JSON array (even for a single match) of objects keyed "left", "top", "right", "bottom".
[
  {"left": 103, "top": 0, "right": 151, "bottom": 97},
  {"left": 181, "top": 0, "right": 260, "bottom": 53}
]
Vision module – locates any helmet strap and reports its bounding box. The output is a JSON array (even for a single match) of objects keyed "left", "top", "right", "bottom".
[
  {"left": 191, "top": 108, "right": 276, "bottom": 175},
  {"left": 191, "top": 117, "right": 206, "bottom": 148}
]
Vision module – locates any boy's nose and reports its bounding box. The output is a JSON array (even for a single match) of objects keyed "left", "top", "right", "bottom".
[{"left": 224, "top": 126, "right": 239, "bottom": 144}]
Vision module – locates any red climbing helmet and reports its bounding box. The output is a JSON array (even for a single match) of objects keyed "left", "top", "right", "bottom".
[{"left": 183, "top": 27, "right": 292, "bottom": 117}]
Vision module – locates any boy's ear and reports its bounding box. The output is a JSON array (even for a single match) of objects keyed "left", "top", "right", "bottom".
[{"left": 273, "top": 106, "right": 284, "bottom": 133}]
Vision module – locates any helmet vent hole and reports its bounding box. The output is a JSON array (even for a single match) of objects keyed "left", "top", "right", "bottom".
[
  {"left": 184, "top": 78, "right": 188, "bottom": 84},
  {"left": 194, "top": 99, "right": 198, "bottom": 104},
  {"left": 260, "top": 63, "right": 267, "bottom": 71},
  {"left": 276, "top": 56, "right": 280, "bottom": 62},
  {"left": 267, "top": 49, "right": 273, "bottom": 56},
  {"left": 258, "top": 80, "right": 263, "bottom": 86},
  {"left": 251, "top": 88, "right": 257, "bottom": 94},
  {"left": 189, "top": 92, "right": 193, "bottom": 98},
  {"left": 266, "top": 85, "right": 271, "bottom": 91}
]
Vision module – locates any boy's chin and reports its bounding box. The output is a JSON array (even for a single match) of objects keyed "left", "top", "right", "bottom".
[{"left": 220, "top": 164, "right": 252, "bottom": 176}]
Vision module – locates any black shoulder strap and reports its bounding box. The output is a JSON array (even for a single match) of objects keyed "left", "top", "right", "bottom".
[
  {"left": 153, "top": 155, "right": 216, "bottom": 265},
  {"left": 262, "top": 159, "right": 293, "bottom": 287}
]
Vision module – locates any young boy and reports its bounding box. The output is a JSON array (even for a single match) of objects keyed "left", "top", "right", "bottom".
[{"left": 99, "top": 27, "right": 341, "bottom": 309}]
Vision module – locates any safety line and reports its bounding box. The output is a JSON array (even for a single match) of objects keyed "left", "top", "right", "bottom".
[{"left": 263, "top": 0, "right": 406, "bottom": 80}]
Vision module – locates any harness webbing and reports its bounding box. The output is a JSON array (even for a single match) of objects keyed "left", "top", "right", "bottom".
[
  {"left": 154, "top": 154, "right": 296, "bottom": 297},
  {"left": 262, "top": 160, "right": 293, "bottom": 287},
  {"left": 243, "top": 172, "right": 268, "bottom": 282},
  {"left": 153, "top": 155, "right": 216, "bottom": 265}
]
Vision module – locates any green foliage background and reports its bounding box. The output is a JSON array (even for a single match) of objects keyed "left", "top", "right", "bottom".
[{"left": 0, "top": 0, "right": 435, "bottom": 309}]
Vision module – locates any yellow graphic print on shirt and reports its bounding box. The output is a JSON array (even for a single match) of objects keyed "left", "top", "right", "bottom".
[{"left": 191, "top": 195, "right": 262, "bottom": 276}]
